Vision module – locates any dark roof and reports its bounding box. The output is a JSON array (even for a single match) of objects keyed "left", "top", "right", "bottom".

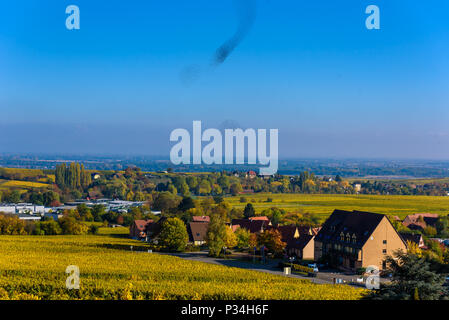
[
  {"left": 267, "top": 225, "right": 298, "bottom": 242},
  {"left": 231, "top": 219, "right": 267, "bottom": 233},
  {"left": 287, "top": 234, "right": 314, "bottom": 250},
  {"left": 399, "top": 232, "right": 422, "bottom": 246},
  {"left": 188, "top": 222, "right": 209, "bottom": 242},
  {"left": 145, "top": 217, "right": 166, "bottom": 237},
  {"left": 315, "top": 210, "right": 386, "bottom": 247}
]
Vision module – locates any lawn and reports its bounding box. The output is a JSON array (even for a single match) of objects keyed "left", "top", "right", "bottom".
[
  {"left": 225, "top": 193, "right": 449, "bottom": 221},
  {"left": 0, "top": 232, "right": 363, "bottom": 300}
]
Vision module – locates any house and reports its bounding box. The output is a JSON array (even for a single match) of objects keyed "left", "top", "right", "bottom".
[
  {"left": 192, "top": 216, "right": 210, "bottom": 223},
  {"left": 287, "top": 235, "right": 315, "bottom": 260},
  {"left": 187, "top": 222, "right": 209, "bottom": 246},
  {"left": 314, "top": 210, "right": 407, "bottom": 271},
  {"left": 402, "top": 213, "right": 439, "bottom": 231},
  {"left": 267, "top": 225, "right": 315, "bottom": 260},
  {"left": 231, "top": 219, "right": 269, "bottom": 234},
  {"left": 246, "top": 170, "right": 257, "bottom": 179},
  {"left": 353, "top": 184, "right": 362, "bottom": 193},
  {"left": 399, "top": 232, "right": 426, "bottom": 249},
  {"left": 129, "top": 219, "right": 153, "bottom": 240}
]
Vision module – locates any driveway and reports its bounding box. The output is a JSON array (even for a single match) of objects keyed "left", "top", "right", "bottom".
[{"left": 157, "top": 251, "right": 364, "bottom": 286}]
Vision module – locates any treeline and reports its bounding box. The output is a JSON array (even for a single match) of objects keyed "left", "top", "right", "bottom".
[
  {"left": 55, "top": 163, "right": 91, "bottom": 190},
  {"left": 0, "top": 213, "right": 96, "bottom": 236}
]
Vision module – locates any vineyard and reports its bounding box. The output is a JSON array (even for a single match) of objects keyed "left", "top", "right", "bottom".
[
  {"left": 0, "top": 233, "right": 365, "bottom": 300},
  {"left": 225, "top": 193, "right": 449, "bottom": 221}
]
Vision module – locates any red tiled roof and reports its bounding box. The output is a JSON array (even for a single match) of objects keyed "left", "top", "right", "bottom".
[
  {"left": 192, "top": 216, "right": 210, "bottom": 223},
  {"left": 133, "top": 219, "right": 153, "bottom": 231}
]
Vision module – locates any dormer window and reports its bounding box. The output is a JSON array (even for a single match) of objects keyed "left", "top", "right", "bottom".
[
  {"left": 340, "top": 232, "right": 344, "bottom": 241},
  {"left": 352, "top": 234, "right": 357, "bottom": 244},
  {"left": 346, "top": 233, "right": 351, "bottom": 243}
]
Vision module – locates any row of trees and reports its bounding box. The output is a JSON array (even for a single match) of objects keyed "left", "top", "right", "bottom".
[
  {"left": 0, "top": 213, "right": 95, "bottom": 236},
  {"left": 55, "top": 163, "right": 92, "bottom": 190}
]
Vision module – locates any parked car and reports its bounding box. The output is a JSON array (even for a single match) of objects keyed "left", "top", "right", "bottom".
[{"left": 308, "top": 263, "right": 319, "bottom": 273}]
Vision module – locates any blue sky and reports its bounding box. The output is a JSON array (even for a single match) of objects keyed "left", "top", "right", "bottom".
[{"left": 1, "top": 1, "right": 449, "bottom": 158}]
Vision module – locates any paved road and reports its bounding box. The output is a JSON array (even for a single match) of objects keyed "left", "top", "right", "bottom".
[{"left": 157, "top": 251, "right": 365, "bottom": 287}]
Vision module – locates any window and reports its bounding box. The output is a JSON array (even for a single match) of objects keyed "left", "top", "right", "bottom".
[
  {"left": 352, "top": 234, "right": 357, "bottom": 244},
  {"left": 382, "top": 249, "right": 387, "bottom": 254},
  {"left": 383, "top": 240, "right": 387, "bottom": 244},
  {"left": 340, "top": 232, "right": 344, "bottom": 241}
]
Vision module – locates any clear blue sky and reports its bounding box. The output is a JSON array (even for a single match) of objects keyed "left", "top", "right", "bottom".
[{"left": 1, "top": 0, "right": 448, "bottom": 158}]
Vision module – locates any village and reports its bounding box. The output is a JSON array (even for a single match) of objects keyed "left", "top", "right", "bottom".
[{"left": 129, "top": 207, "right": 449, "bottom": 286}]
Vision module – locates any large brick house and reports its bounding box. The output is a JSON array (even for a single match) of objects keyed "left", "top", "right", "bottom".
[{"left": 314, "top": 210, "right": 407, "bottom": 271}]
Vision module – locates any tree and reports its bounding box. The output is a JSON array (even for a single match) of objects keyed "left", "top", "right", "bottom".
[
  {"left": 436, "top": 216, "right": 449, "bottom": 237},
  {"left": 235, "top": 227, "right": 251, "bottom": 249},
  {"left": 206, "top": 207, "right": 228, "bottom": 257},
  {"left": 34, "top": 220, "right": 62, "bottom": 235},
  {"left": 58, "top": 216, "right": 89, "bottom": 235},
  {"left": 91, "top": 204, "right": 106, "bottom": 222},
  {"left": 158, "top": 217, "right": 188, "bottom": 252},
  {"left": 153, "top": 192, "right": 180, "bottom": 213},
  {"left": 230, "top": 183, "right": 242, "bottom": 196},
  {"left": 367, "top": 250, "right": 447, "bottom": 300},
  {"left": 423, "top": 226, "right": 437, "bottom": 237},
  {"left": 261, "top": 207, "right": 285, "bottom": 226},
  {"left": 178, "top": 197, "right": 195, "bottom": 212},
  {"left": 256, "top": 229, "right": 286, "bottom": 256},
  {"left": 224, "top": 226, "right": 237, "bottom": 249},
  {"left": 243, "top": 203, "right": 255, "bottom": 219}
]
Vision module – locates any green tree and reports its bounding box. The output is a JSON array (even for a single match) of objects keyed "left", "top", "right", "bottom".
[
  {"left": 367, "top": 250, "right": 447, "bottom": 300},
  {"left": 158, "top": 217, "right": 189, "bottom": 252},
  {"left": 235, "top": 227, "right": 251, "bottom": 249},
  {"left": 230, "top": 183, "right": 243, "bottom": 196},
  {"left": 178, "top": 197, "right": 196, "bottom": 212},
  {"left": 206, "top": 207, "right": 228, "bottom": 257},
  {"left": 34, "top": 220, "right": 62, "bottom": 235},
  {"left": 58, "top": 216, "right": 89, "bottom": 235},
  {"left": 243, "top": 203, "right": 256, "bottom": 219},
  {"left": 153, "top": 192, "right": 180, "bottom": 213}
]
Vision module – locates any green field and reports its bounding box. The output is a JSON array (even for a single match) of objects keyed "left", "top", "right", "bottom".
[
  {"left": 0, "top": 229, "right": 363, "bottom": 300},
  {"left": 225, "top": 193, "right": 449, "bottom": 221}
]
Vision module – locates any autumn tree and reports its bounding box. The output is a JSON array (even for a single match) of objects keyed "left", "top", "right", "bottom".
[{"left": 256, "top": 229, "right": 286, "bottom": 256}]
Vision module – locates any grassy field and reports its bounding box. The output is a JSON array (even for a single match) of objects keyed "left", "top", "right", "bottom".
[
  {"left": 225, "top": 193, "right": 449, "bottom": 221},
  {"left": 0, "top": 180, "right": 50, "bottom": 189},
  {"left": 0, "top": 230, "right": 364, "bottom": 300}
]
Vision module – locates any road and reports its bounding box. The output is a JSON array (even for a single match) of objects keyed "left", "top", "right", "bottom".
[{"left": 157, "top": 250, "right": 373, "bottom": 287}]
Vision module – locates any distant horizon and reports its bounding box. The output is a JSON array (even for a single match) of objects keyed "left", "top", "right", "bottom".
[
  {"left": 3, "top": 152, "right": 449, "bottom": 162},
  {"left": 1, "top": 1, "right": 449, "bottom": 159}
]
